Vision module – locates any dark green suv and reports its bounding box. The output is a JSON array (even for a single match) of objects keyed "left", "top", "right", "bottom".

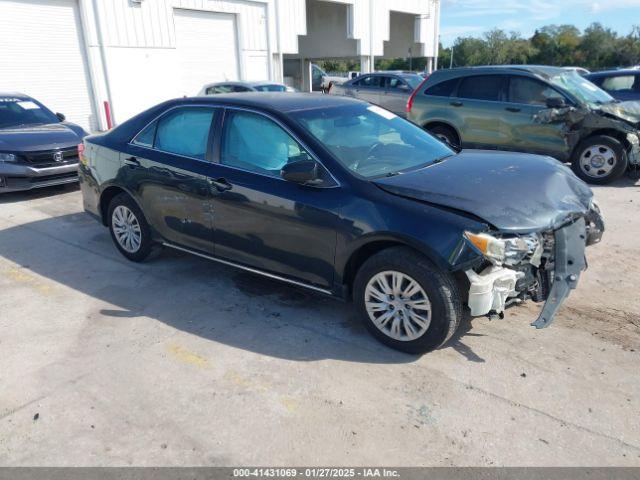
[{"left": 407, "top": 65, "right": 640, "bottom": 184}]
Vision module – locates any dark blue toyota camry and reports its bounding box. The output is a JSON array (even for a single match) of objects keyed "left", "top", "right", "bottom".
[
  {"left": 0, "top": 93, "right": 87, "bottom": 193},
  {"left": 78, "top": 93, "right": 604, "bottom": 354}
]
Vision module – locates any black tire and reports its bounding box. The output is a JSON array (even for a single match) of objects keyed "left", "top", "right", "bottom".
[
  {"left": 353, "top": 246, "right": 462, "bottom": 354},
  {"left": 107, "top": 192, "right": 154, "bottom": 262},
  {"left": 427, "top": 125, "right": 460, "bottom": 148},
  {"left": 571, "top": 135, "right": 628, "bottom": 185}
]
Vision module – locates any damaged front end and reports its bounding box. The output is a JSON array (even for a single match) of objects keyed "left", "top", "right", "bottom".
[{"left": 463, "top": 203, "right": 604, "bottom": 328}]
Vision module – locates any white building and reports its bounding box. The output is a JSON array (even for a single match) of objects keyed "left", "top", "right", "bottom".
[{"left": 0, "top": 0, "right": 440, "bottom": 131}]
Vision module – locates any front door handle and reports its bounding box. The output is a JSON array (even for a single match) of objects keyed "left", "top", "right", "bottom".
[
  {"left": 209, "top": 177, "right": 233, "bottom": 192},
  {"left": 506, "top": 107, "right": 521, "bottom": 112},
  {"left": 450, "top": 101, "right": 463, "bottom": 107},
  {"left": 124, "top": 156, "right": 140, "bottom": 167}
]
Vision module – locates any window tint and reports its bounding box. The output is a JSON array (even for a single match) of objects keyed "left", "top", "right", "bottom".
[
  {"left": 458, "top": 75, "right": 503, "bottom": 101},
  {"left": 154, "top": 108, "right": 214, "bottom": 160},
  {"left": 132, "top": 121, "right": 156, "bottom": 147},
  {"left": 601, "top": 75, "right": 637, "bottom": 91},
  {"left": 424, "top": 78, "right": 458, "bottom": 97},
  {"left": 221, "top": 111, "right": 308, "bottom": 177},
  {"left": 508, "top": 77, "right": 564, "bottom": 105},
  {"left": 355, "top": 76, "right": 383, "bottom": 88},
  {"left": 387, "top": 77, "right": 406, "bottom": 89}
]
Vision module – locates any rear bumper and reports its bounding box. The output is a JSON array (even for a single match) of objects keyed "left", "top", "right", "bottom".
[{"left": 0, "top": 162, "right": 78, "bottom": 193}]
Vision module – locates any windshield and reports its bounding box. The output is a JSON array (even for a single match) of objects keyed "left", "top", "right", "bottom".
[
  {"left": 254, "top": 84, "right": 287, "bottom": 92},
  {"left": 0, "top": 97, "right": 59, "bottom": 128},
  {"left": 291, "top": 104, "right": 454, "bottom": 178},
  {"left": 550, "top": 71, "right": 615, "bottom": 107},
  {"left": 401, "top": 74, "right": 424, "bottom": 89}
]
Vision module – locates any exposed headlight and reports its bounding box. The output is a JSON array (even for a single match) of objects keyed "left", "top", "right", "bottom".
[
  {"left": 464, "top": 231, "right": 540, "bottom": 266},
  {"left": 0, "top": 153, "right": 17, "bottom": 163}
]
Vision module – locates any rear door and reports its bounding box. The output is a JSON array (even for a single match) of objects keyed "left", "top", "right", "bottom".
[
  {"left": 503, "top": 75, "right": 570, "bottom": 159},
  {"left": 453, "top": 74, "right": 510, "bottom": 149},
  {"left": 125, "top": 106, "right": 218, "bottom": 254}
]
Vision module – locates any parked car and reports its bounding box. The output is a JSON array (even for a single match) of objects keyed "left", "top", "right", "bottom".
[
  {"left": 585, "top": 69, "right": 640, "bottom": 102},
  {"left": 311, "top": 64, "right": 348, "bottom": 92},
  {"left": 0, "top": 93, "right": 87, "bottom": 193},
  {"left": 329, "top": 72, "right": 425, "bottom": 117},
  {"left": 79, "top": 93, "right": 603, "bottom": 354},
  {"left": 408, "top": 65, "right": 640, "bottom": 184},
  {"left": 198, "top": 81, "right": 295, "bottom": 95}
]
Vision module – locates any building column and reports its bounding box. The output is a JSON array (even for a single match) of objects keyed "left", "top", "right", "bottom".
[{"left": 360, "top": 55, "right": 372, "bottom": 74}]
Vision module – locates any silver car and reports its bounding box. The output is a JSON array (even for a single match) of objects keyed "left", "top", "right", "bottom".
[
  {"left": 328, "top": 72, "right": 424, "bottom": 117},
  {"left": 198, "top": 81, "right": 295, "bottom": 95}
]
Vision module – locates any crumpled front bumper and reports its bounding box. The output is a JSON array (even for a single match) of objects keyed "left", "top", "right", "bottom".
[{"left": 465, "top": 206, "right": 604, "bottom": 328}]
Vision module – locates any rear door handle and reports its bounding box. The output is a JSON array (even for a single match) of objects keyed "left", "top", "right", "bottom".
[
  {"left": 506, "top": 107, "right": 521, "bottom": 112},
  {"left": 450, "top": 101, "right": 463, "bottom": 107},
  {"left": 208, "top": 177, "right": 233, "bottom": 192},
  {"left": 124, "top": 156, "right": 140, "bottom": 167}
]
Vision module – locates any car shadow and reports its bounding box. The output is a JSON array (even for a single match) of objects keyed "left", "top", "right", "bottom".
[
  {"left": 0, "top": 183, "right": 80, "bottom": 204},
  {"left": 0, "top": 212, "right": 483, "bottom": 364}
]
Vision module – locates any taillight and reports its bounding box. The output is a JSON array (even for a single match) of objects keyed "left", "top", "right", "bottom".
[
  {"left": 78, "top": 143, "right": 87, "bottom": 165},
  {"left": 406, "top": 76, "right": 429, "bottom": 113}
]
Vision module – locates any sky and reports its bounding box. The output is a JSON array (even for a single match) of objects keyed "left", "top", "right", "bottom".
[{"left": 439, "top": 0, "right": 640, "bottom": 46}]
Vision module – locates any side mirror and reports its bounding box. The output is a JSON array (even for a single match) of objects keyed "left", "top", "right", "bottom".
[
  {"left": 545, "top": 97, "right": 566, "bottom": 109},
  {"left": 56, "top": 112, "right": 66, "bottom": 121},
  {"left": 281, "top": 160, "right": 320, "bottom": 185}
]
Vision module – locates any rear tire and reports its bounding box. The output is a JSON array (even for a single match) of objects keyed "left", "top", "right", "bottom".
[
  {"left": 353, "top": 247, "right": 462, "bottom": 354},
  {"left": 108, "top": 193, "right": 154, "bottom": 262},
  {"left": 571, "top": 135, "right": 628, "bottom": 185},
  {"left": 426, "top": 125, "right": 460, "bottom": 148}
]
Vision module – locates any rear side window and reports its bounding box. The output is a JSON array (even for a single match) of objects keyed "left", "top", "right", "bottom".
[
  {"left": 601, "top": 75, "right": 637, "bottom": 91},
  {"left": 424, "top": 78, "right": 459, "bottom": 97},
  {"left": 508, "top": 77, "right": 564, "bottom": 105},
  {"left": 154, "top": 108, "right": 215, "bottom": 160},
  {"left": 458, "top": 75, "right": 504, "bottom": 101}
]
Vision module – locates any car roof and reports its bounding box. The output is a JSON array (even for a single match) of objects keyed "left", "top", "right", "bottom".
[
  {"left": 586, "top": 69, "right": 640, "bottom": 77},
  {"left": 203, "top": 80, "right": 284, "bottom": 88},
  {"left": 187, "top": 92, "right": 363, "bottom": 113},
  {"left": 434, "top": 65, "right": 567, "bottom": 79},
  {"left": 0, "top": 92, "right": 30, "bottom": 99}
]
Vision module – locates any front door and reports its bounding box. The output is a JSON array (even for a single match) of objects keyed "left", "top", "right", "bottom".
[
  {"left": 207, "top": 109, "right": 340, "bottom": 288},
  {"left": 124, "top": 106, "right": 218, "bottom": 253},
  {"left": 503, "top": 75, "right": 570, "bottom": 159},
  {"left": 381, "top": 75, "right": 412, "bottom": 116},
  {"left": 353, "top": 75, "right": 383, "bottom": 106}
]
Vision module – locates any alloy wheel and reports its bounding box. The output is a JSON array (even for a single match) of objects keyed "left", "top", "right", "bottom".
[
  {"left": 364, "top": 271, "right": 432, "bottom": 342},
  {"left": 112, "top": 205, "right": 142, "bottom": 253}
]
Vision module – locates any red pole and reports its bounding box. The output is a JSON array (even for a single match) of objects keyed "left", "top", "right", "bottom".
[{"left": 103, "top": 100, "right": 113, "bottom": 130}]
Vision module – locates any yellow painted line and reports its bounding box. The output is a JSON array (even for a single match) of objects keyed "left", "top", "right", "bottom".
[
  {"left": 6, "top": 266, "right": 53, "bottom": 296},
  {"left": 166, "top": 344, "right": 210, "bottom": 369}
]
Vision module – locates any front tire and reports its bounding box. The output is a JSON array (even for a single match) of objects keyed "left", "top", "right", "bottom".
[
  {"left": 571, "top": 135, "right": 628, "bottom": 185},
  {"left": 426, "top": 125, "right": 460, "bottom": 148},
  {"left": 353, "top": 247, "right": 462, "bottom": 354},
  {"left": 108, "top": 193, "right": 153, "bottom": 262}
]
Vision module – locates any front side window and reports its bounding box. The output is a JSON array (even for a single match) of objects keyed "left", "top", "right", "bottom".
[
  {"left": 154, "top": 108, "right": 215, "bottom": 160},
  {"left": 508, "top": 77, "right": 564, "bottom": 105},
  {"left": 254, "top": 84, "right": 287, "bottom": 92},
  {"left": 458, "top": 75, "right": 504, "bottom": 101},
  {"left": 549, "top": 71, "right": 615, "bottom": 107},
  {"left": 292, "top": 104, "right": 453, "bottom": 179},
  {"left": 221, "top": 111, "right": 308, "bottom": 177},
  {"left": 387, "top": 77, "right": 406, "bottom": 89}
]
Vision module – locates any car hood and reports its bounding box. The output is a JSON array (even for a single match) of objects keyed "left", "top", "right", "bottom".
[
  {"left": 373, "top": 150, "right": 594, "bottom": 232},
  {"left": 0, "top": 123, "right": 85, "bottom": 152},
  {"left": 598, "top": 100, "right": 640, "bottom": 126}
]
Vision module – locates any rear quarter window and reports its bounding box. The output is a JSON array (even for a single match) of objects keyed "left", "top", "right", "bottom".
[{"left": 424, "top": 78, "right": 458, "bottom": 97}]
